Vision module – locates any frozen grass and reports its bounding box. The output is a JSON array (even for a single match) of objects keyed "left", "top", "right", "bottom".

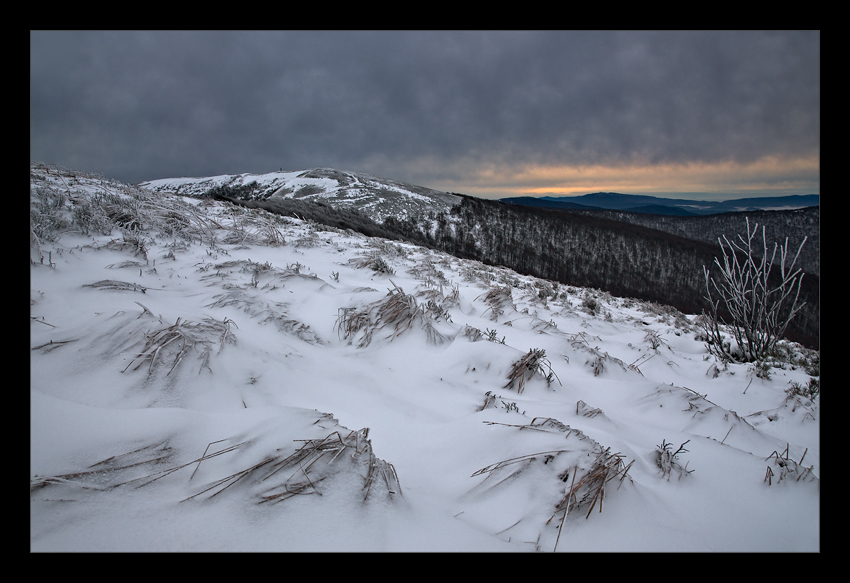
[
  {"left": 335, "top": 282, "right": 450, "bottom": 347},
  {"left": 504, "top": 348, "right": 561, "bottom": 393},
  {"left": 121, "top": 315, "right": 237, "bottom": 376}
]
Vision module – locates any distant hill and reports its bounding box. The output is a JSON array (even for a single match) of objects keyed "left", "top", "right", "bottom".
[
  {"left": 141, "top": 167, "right": 461, "bottom": 225},
  {"left": 501, "top": 192, "right": 819, "bottom": 216}
]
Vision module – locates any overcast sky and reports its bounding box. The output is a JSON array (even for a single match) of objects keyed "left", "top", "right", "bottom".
[{"left": 30, "top": 31, "right": 819, "bottom": 200}]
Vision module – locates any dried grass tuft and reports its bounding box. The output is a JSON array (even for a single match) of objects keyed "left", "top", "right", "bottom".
[
  {"left": 476, "top": 286, "right": 515, "bottom": 321},
  {"left": 31, "top": 441, "right": 173, "bottom": 495},
  {"left": 655, "top": 439, "right": 693, "bottom": 480},
  {"left": 208, "top": 291, "right": 321, "bottom": 344},
  {"left": 352, "top": 252, "right": 395, "bottom": 275},
  {"left": 504, "top": 348, "right": 561, "bottom": 393},
  {"left": 84, "top": 280, "right": 148, "bottom": 293},
  {"left": 546, "top": 447, "right": 633, "bottom": 551},
  {"left": 470, "top": 418, "right": 632, "bottom": 552},
  {"left": 335, "top": 282, "right": 450, "bottom": 347},
  {"left": 763, "top": 443, "right": 818, "bottom": 486},
  {"left": 32, "top": 425, "right": 401, "bottom": 506},
  {"left": 122, "top": 315, "right": 237, "bottom": 376}
]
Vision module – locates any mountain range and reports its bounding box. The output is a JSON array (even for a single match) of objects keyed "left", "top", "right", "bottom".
[
  {"left": 141, "top": 168, "right": 818, "bottom": 220},
  {"left": 141, "top": 167, "right": 819, "bottom": 277},
  {"left": 500, "top": 192, "right": 820, "bottom": 216}
]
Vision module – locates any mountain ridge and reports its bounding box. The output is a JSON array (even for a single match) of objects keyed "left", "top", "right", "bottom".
[
  {"left": 503, "top": 192, "right": 820, "bottom": 216},
  {"left": 141, "top": 168, "right": 818, "bottom": 219},
  {"left": 140, "top": 167, "right": 462, "bottom": 225}
]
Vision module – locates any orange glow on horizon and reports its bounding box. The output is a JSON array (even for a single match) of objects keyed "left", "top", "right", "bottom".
[{"left": 427, "top": 155, "right": 819, "bottom": 200}]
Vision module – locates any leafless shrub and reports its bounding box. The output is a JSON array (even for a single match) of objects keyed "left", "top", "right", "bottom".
[{"left": 701, "top": 218, "right": 807, "bottom": 363}]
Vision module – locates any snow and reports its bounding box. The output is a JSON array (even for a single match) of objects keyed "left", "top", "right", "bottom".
[
  {"left": 140, "top": 168, "right": 461, "bottom": 225},
  {"left": 31, "top": 165, "right": 819, "bottom": 552}
]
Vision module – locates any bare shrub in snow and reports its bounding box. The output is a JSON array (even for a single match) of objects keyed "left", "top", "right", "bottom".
[{"left": 701, "top": 219, "right": 807, "bottom": 363}]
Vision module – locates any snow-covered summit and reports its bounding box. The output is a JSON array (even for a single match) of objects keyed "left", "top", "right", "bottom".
[{"left": 140, "top": 167, "right": 462, "bottom": 224}]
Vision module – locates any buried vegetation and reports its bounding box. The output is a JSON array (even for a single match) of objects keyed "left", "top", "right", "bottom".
[{"left": 31, "top": 425, "right": 401, "bottom": 506}]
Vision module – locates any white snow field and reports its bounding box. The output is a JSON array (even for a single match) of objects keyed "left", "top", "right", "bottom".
[{"left": 30, "top": 163, "right": 819, "bottom": 552}]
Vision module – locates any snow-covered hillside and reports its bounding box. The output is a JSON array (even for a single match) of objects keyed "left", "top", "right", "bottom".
[
  {"left": 140, "top": 167, "right": 461, "bottom": 225},
  {"left": 31, "top": 163, "right": 819, "bottom": 552}
]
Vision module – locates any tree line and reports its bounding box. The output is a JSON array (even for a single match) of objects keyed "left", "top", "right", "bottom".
[{"left": 384, "top": 194, "right": 819, "bottom": 349}]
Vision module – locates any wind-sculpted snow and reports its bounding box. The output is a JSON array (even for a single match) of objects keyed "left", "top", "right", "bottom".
[{"left": 31, "top": 162, "right": 819, "bottom": 551}]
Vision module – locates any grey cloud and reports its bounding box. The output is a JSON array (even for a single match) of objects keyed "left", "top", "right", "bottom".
[{"left": 31, "top": 31, "right": 819, "bottom": 190}]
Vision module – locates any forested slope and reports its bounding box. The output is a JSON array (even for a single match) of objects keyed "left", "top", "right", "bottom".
[
  {"left": 569, "top": 206, "right": 819, "bottom": 277},
  {"left": 385, "top": 195, "right": 819, "bottom": 349}
]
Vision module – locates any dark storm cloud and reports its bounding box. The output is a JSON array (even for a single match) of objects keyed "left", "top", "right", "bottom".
[{"left": 31, "top": 30, "right": 819, "bottom": 192}]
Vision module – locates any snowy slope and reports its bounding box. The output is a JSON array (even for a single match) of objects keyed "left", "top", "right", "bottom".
[
  {"left": 140, "top": 167, "right": 461, "bottom": 224},
  {"left": 31, "top": 163, "right": 819, "bottom": 552}
]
